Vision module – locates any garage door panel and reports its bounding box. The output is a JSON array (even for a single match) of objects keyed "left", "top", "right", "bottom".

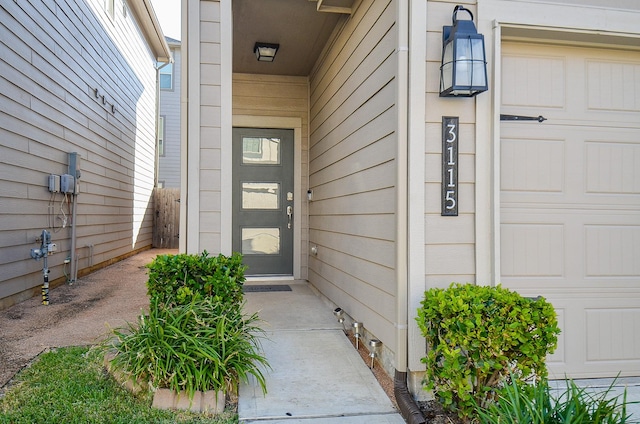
[
  {"left": 586, "top": 59, "right": 640, "bottom": 113},
  {"left": 585, "top": 225, "right": 640, "bottom": 277},
  {"left": 503, "top": 44, "right": 640, "bottom": 126},
  {"left": 586, "top": 307, "right": 640, "bottom": 362},
  {"left": 501, "top": 137, "right": 564, "bottom": 193},
  {"left": 501, "top": 223, "right": 564, "bottom": 277},
  {"left": 501, "top": 42, "right": 640, "bottom": 378},
  {"left": 542, "top": 295, "right": 640, "bottom": 378},
  {"left": 502, "top": 53, "right": 566, "bottom": 109},
  {"left": 501, "top": 128, "right": 640, "bottom": 206},
  {"left": 585, "top": 141, "right": 640, "bottom": 195},
  {"left": 502, "top": 210, "right": 639, "bottom": 289}
]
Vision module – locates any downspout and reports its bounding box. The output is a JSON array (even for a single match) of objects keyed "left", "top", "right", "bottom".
[{"left": 394, "top": 0, "right": 425, "bottom": 422}]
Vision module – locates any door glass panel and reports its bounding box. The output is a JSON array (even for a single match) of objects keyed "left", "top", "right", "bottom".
[
  {"left": 242, "top": 137, "right": 281, "bottom": 164},
  {"left": 242, "top": 182, "right": 279, "bottom": 209},
  {"left": 242, "top": 228, "right": 280, "bottom": 255}
]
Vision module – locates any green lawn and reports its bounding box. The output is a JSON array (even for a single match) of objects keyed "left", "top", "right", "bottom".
[{"left": 0, "top": 346, "right": 238, "bottom": 424}]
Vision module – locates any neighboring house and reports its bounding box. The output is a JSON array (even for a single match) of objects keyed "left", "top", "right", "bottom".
[
  {"left": 181, "top": 0, "right": 640, "bottom": 397},
  {"left": 158, "top": 37, "right": 181, "bottom": 189},
  {"left": 0, "top": 0, "right": 170, "bottom": 308}
]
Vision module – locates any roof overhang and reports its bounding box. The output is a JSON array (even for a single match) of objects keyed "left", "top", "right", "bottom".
[{"left": 128, "top": 0, "right": 173, "bottom": 63}]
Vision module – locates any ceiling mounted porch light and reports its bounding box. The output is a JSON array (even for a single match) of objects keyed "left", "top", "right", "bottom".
[
  {"left": 439, "top": 5, "right": 488, "bottom": 97},
  {"left": 254, "top": 42, "right": 279, "bottom": 62}
]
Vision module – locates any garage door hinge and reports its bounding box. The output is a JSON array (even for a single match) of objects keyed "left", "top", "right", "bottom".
[{"left": 500, "top": 114, "right": 547, "bottom": 122}]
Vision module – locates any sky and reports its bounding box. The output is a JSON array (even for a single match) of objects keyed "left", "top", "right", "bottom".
[{"left": 150, "top": 0, "right": 181, "bottom": 41}]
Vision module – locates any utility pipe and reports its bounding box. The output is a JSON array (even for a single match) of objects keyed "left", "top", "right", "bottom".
[
  {"left": 70, "top": 193, "right": 78, "bottom": 283},
  {"left": 30, "top": 229, "right": 52, "bottom": 304}
]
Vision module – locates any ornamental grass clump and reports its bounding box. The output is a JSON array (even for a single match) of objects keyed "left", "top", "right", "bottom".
[
  {"left": 475, "top": 376, "right": 637, "bottom": 424},
  {"left": 416, "top": 283, "right": 560, "bottom": 420},
  {"left": 105, "top": 296, "right": 269, "bottom": 399}
]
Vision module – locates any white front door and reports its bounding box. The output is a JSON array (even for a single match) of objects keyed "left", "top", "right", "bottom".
[{"left": 500, "top": 42, "right": 640, "bottom": 378}]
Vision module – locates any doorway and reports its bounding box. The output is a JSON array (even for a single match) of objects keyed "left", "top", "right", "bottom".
[{"left": 232, "top": 127, "right": 294, "bottom": 275}]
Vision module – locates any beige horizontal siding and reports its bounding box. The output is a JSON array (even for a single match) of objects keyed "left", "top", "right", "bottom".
[
  {"left": 421, "top": 0, "right": 478, "bottom": 288},
  {"left": 308, "top": 0, "right": 398, "bottom": 353},
  {"left": 196, "top": 0, "right": 223, "bottom": 252},
  {"left": 0, "top": 0, "right": 158, "bottom": 305}
]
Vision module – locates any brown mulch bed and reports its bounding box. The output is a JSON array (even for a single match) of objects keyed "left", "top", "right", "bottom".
[
  {"left": 346, "top": 332, "right": 398, "bottom": 409},
  {"left": 345, "top": 332, "right": 468, "bottom": 423},
  {"left": 417, "top": 399, "right": 467, "bottom": 423}
]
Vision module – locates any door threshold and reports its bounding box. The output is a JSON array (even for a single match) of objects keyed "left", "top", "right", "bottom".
[{"left": 245, "top": 275, "right": 294, "bottom": 282}]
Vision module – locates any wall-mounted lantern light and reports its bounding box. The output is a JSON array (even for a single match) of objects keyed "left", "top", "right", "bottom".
[
  {"left": 254, "top": 42, "right": 279, "bottom": 62},
  {"left": 439, "top": 5, "right": 488, "bottom": 97}
]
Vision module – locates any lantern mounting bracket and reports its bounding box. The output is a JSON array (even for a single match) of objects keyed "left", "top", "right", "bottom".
[{"left": 443, "top": 5, "right": 474, "bottom": 41}]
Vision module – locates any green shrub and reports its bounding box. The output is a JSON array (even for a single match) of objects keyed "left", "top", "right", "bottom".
[
  {"left": 104, "top": 297, "right": 269, "bottom": 399},
  {"left": 416, "top": 283, "right": 560, "bottom": 418},
  {"left": 146, "top": 251, "right": 246, "bottom": 307},
  {"left": 476, "top": 377, "right": 637, "bottom": 424}
]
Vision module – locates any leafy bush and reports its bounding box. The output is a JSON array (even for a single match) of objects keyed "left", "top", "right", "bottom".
[
  {"left": 104, "top": 297, "right": 269, "bottom": 399},
  {"left": 416, "top": 283, "right": 560, "bottom": 418},
  {"left": 476, "top": 377, "right": 637, "bottom": 424},
  {"left": 146, "top": 251, "right": 246, "bottom": 307}
]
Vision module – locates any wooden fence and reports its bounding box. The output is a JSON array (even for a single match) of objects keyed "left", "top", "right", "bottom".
[{"left": 153, "top": 188, "right": 180, "bottom": 249}]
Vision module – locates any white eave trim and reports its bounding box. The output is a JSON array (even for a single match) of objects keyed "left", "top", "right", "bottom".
[{"left": 129, "top": 0, "right": 173, "bottom": 63}]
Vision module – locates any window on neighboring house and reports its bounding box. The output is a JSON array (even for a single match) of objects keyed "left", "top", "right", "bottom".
[
  {"left": 160, "top": 62, "right": 173, "bottom": 90},
  {"left": 105, "top": 0, "right": 115, "bottom": 19},
  {"left": 158, "top": 116, "right": 165, "bottom": 156}
]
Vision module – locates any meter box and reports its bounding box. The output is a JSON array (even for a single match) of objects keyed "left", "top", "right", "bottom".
[
  {"left": 48, "top": 174, "right": 60, "bottom": 193},
  {"left": 60, "top": 174, "right": 75, "bottom": 194}
]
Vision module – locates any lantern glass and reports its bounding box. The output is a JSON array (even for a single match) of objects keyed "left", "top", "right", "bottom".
[
  {"left": 455, "top": 37, "right": 486, "bottom": 88},
  {"left": 441, "top": 42, "right": 454, "bottom": 93}
]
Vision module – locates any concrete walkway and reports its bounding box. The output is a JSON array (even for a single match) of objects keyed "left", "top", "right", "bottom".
[{"left": 238, "top": 280, "right": 405, "bottom": 423}]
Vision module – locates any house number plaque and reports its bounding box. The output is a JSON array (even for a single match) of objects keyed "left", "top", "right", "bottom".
[{"left": 442, "top": 116, "right": 458, "bottom": 216}]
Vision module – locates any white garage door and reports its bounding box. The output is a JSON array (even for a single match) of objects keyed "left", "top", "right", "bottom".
[{"left": 500, "top": 42, "right": 640, "bottom": 379}]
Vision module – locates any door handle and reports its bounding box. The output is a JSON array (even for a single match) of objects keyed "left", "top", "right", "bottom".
[{"left": 286, "top": 206, "right": 293, "bottom": 229}]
